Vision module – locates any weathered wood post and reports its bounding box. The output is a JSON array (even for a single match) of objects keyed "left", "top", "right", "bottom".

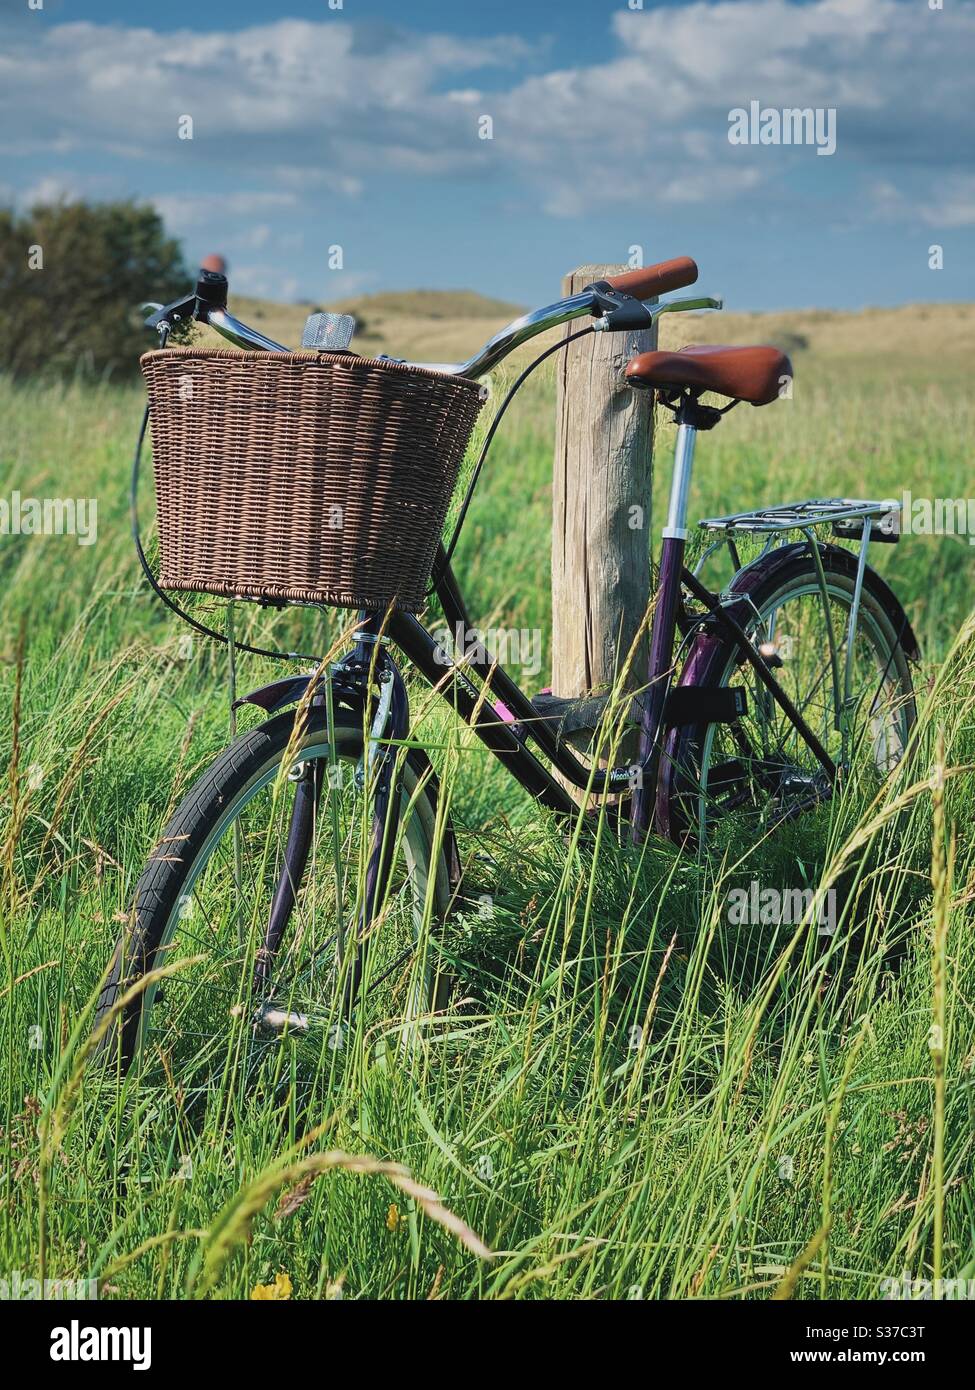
[{"left": 551, "top": 264, "right": 657, "bottom": 774}]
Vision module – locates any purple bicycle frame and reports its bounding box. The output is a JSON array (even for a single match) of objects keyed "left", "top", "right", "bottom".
[{"left": 245, "top": 399, "right": 843, "bottom": 996}]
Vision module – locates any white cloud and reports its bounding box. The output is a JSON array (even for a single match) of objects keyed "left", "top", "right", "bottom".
[
  {"left": 273, "top": 167, "right": 363, "bottom": 198},
  {"left": 230, "top": 262, "right": 375, "bottom": 303},
  {"left": 490, "top": 0, "right": 972, "bottom": 213},
  {"left": 230, "top": 265, "right": 300, "bottom": 302},
  {"left": 0, "top": 18, "right": 527, "bottom": 179},
  {"left": 870, "top": 173, "right": 975, "bottom": 230},
  {"left": 0, "top": 1, "right": 970, "bottom": 230},
  {"left": 151, "top": 190, "right": 298, "bottom": 233},
  {"left": 21, "top": 174, "right": 82, "bottom": 205},
  {"left": 15, "top": 170, "right": 126, "bottom": 208},
  {"left": 921, "top": 176, "right": 975, "bottom": 230}
]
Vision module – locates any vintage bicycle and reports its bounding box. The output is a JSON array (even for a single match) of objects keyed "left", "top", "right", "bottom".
[{"left": 97, "top": 257, "right": 918, "bottom": 1072}]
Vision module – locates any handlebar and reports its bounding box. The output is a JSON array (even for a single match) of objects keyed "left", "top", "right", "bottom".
[
  {"left": 145, "top": 258, "right": 721, "bottom": 378},
  {"left": 441, "top": 286, "right": 721, "bottom": 378},
  {"left": 603, "top": 256, "right": 698, "bottom": 301}
]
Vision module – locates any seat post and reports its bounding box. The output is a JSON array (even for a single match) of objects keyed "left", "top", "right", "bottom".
[
  {"left": 630, "top": 398, "right": 700, "bottom": 841},
  {"left": 663, "top": 415, "right": 697, "bottom": 542}
]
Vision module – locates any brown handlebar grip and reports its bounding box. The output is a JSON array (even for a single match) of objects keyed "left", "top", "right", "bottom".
[{"left": 603, "top": 256, "right": 698, "bottom": 302}]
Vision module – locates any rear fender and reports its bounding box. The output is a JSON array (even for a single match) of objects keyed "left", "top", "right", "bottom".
[{"left": 716, "top": 541, "right": 920, "bottom": 661}]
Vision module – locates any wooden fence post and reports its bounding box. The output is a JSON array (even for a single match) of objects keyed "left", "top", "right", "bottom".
[{"left": 551, "top": 264, "right": 657, "bottom": 765}]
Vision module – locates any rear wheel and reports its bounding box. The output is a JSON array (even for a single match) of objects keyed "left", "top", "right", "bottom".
[
  {"left": 95, "top": 708, "right": 452, "bottom": 1081},
  {"left": 663, "top": 549, "right": 917, "bottom": 845}
]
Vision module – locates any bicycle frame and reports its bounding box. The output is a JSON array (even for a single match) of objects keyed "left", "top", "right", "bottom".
[
  {"left": 242, "top": 522, "right": 841, "bottom": 853},
  {"left": 246, "top": 519, "right": 844, "bottom": 1006},
  {"left": 380, "top": 406, "right": 839, "bottom": 841},
  {"left": 203, "top": 288, "right": 839, "bottom": 822},
  {"left": 193, "top": 284, "right": 856, "bottom": 1003}
]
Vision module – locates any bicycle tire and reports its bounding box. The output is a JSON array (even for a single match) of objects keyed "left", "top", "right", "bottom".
[
  {"left": 660, "top": 544, "right": 918, "bottom": 845},
  {"left": 95, "top": 707, "right": 453, "bottom": 1073}
]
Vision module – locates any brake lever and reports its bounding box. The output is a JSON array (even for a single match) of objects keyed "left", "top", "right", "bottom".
[
  {"left": 584, "top": 282, "right": 655, "bottom": 332},
  {"left": 590, "top": 291, "right": 724, "bottom": 333},
  {"left": 651, "top": 295, "right": 724, "bottom": 319},
  {"left": 144, "top": 294, "right": 196, "bottom": 332},
  {"left": 143, "top": 271, "right": 229, "bottom": 333}
]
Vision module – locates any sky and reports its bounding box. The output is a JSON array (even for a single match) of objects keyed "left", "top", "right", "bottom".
[{"left": 1, "top": 0, "right": 972, "bottom": 311}]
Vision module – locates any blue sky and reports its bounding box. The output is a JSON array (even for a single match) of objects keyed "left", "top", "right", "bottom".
[{"left": 1, "top": 0, "right": 972, "bottom": 311}]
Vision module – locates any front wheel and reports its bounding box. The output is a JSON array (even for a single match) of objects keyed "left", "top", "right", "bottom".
[
  {"left": 95, "top": 707, "right": 453, "bottom": 1079},
  {"left": 662, "top": 545, "right": 918, "bottom": 845}
]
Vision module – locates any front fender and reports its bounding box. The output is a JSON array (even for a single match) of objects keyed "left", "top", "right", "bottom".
[
  {"left": 232, "top": 674, "right": 319, "bottom": 716},
  {"left": 232, "top": 673, "right": 463, "bottom": 894}
]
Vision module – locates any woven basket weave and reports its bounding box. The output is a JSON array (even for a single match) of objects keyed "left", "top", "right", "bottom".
[{"left": 140, "top": 347, "right": 483, "bottom": 613}]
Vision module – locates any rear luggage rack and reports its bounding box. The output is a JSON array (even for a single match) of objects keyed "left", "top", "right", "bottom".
[{"left": 698, "top": 498, "right": 900, "bottom": 540}]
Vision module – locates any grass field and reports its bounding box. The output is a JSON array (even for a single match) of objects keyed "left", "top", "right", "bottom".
[{"left": 1, "top": 292, "right": 974, "bottom": 1300}]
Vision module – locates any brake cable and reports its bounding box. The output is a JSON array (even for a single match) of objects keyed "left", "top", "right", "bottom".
[
  {"left": 131, "top": 405, "right": 324, "bottom": 665},
  {"left": 427, "top": 324, "right": 596, "bottom": 594}
]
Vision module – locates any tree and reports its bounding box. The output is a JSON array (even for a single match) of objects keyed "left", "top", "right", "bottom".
[{"left": 0, "top": 200, "right": 189, "bottom": 380}]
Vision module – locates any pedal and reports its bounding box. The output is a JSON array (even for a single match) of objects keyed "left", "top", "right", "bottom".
[{"left": 529, "top": 690, "right": 641, "bottom": 749}]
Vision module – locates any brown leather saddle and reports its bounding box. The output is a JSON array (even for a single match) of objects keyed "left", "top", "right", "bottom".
[{"left": 625, "top": 344, "right": 791, "bottom": 406}]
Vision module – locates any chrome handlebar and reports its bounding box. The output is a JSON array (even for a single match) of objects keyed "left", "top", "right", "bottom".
[
  {"left": 198, "top": 290, "right": 723, "bottom": 377},
  {"left": 448, "top": 292, "right": 597, "bottom": 377},
  {"left": 205, "top": 307, "right": 290, "bottom": 354}
]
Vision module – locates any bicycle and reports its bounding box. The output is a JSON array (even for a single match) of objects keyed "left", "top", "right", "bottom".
[{"left": 96, "top": 257, "right": 919, "bottom": 1075}]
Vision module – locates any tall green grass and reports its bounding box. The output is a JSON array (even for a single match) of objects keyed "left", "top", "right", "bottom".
[{"left": 1, "top": 344, "right": 973, "bottom": 1299}]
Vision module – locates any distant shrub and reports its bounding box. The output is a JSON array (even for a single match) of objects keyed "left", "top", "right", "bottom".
[
  {"left": 773, "top": 330, "right": 810, "bottom": 355},
  {"left": 0, "top": 200, "right": 189, "bottom": 381}
]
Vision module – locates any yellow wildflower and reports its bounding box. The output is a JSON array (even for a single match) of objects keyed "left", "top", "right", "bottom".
[{"left": 250, "top": 1271, "right": 293, "bottom": 1300}]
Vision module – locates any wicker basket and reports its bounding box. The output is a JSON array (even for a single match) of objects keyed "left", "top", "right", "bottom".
[{"left": 140, "top": 347, "right": 483, "bottom": 613}]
